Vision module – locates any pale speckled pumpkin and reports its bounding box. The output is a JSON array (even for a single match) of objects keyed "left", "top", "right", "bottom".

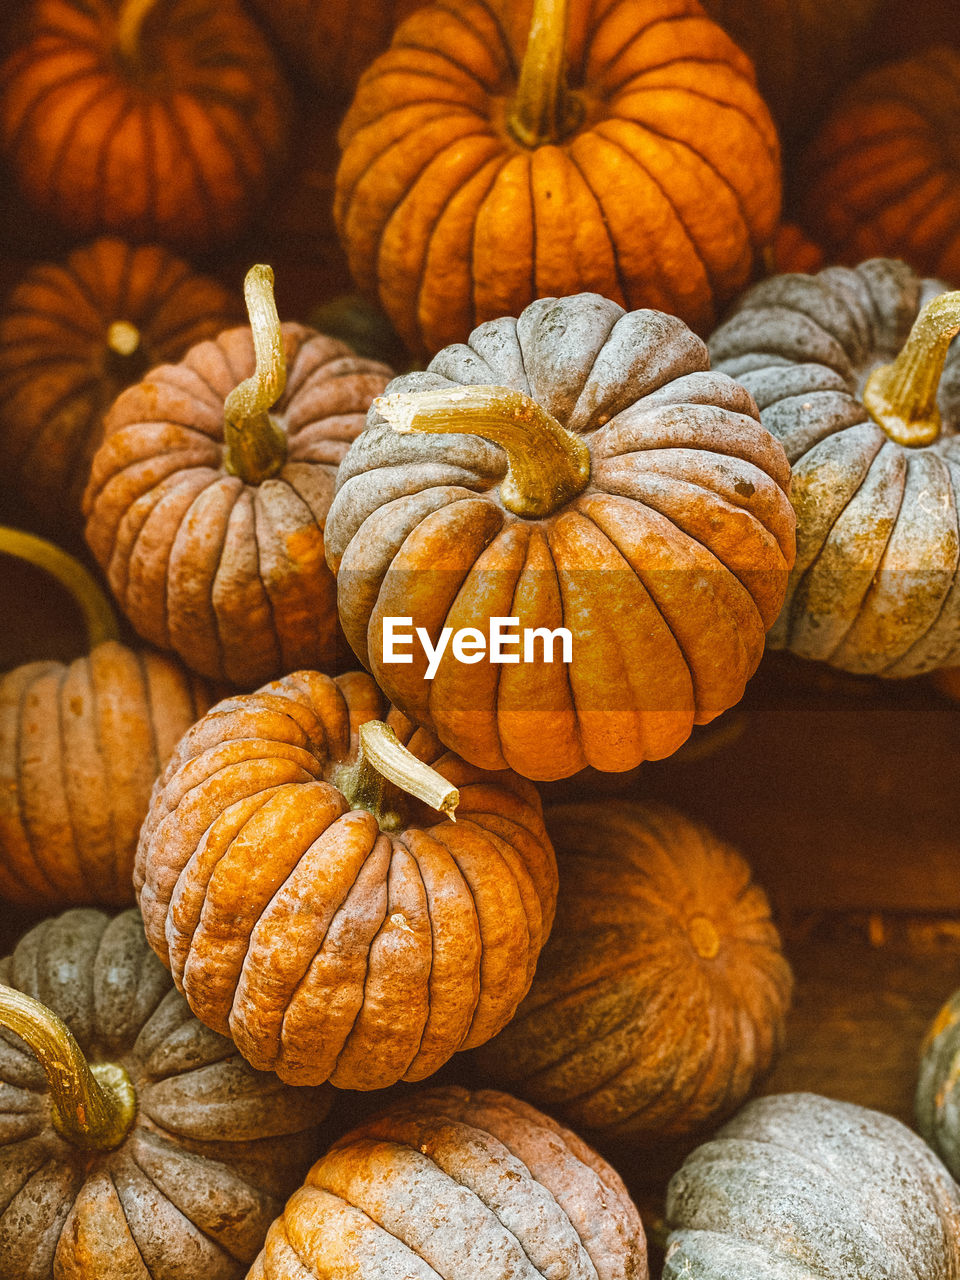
[
  {"left": 248, "top": 1086, "right": 649, "bottom": 1280},
  {"left": 665, "top": 1092, "right": 960, "bottom": 1279},
  {"left": 917, "top": 988, "right": 960, "bottom": 1182}
]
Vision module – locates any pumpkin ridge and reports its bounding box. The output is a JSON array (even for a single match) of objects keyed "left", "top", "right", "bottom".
[
  {"left": 560, "top": 149, "right": 630, "bottom": 307},
  {"left": 624, "top": 79, "right": 779, "bottom": 170},
  {"left": 184, "top": 89, "right": 258, "bottom": 199},
  {"left": 11, "top": 377, "right": 101, "bottom": 477},
  {"left": 603, "top": 47, "right": 757, "bottom": 100},
  {"left": 3, "top": 62, "right": 104, "bottom": 161},
  {"left": 47, "top": 80, "right": 125, "bottom": 210},
  {"left": 449, "top": 0, "right": 518, "bottom": 79},
  {"left": 92, "top": 90, "right": 137, "bottom": 228},
  {"left": 833, "top": 155, "right": 950, "bottom": 239},
  {"left": 13, "top": 672, "right": 64, "bottom": 902},
  {"left": 168, "top": 479, "right": 237, "bottom": 680},
  {"left": 440, "top": 154, "right": 511, "bottom": 340}
]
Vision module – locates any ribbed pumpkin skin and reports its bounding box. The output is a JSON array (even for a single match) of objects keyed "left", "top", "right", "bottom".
[
  {"left": 249, "top": 1086, "right": 649, "bottom": 1280},
  {"left": 0, "top": 640, "right": 215, "bottom": 909},
  {"left": 334, "top": 0, "right": 781, "bottom": 355},
  {"left": 800, "top": 47, "right": 960, "bottom": 282},
  {"left": 665, "top": 1092, "right": 960, "bottom": 1279},
  {"left": 326, "top": 293, "right": 796, "bottom": 781},
  {"left": 473, "top": 802, "right": 791, "bottom": 1137},
  {"left": 0, "top": 0, "right": 292, "bottom": 250},
  {"left": 135, "top": 669, "right": 558, "bottom": 1090},
  {"left": 768, "top": 222, "right": 824, "bottom": 275},
  {"left": 917, "top": 989, "right": 960, "bottom": 1182},
  {"left": 709, "top": 258, "right": 960, "bottom": 675},
  {"left": 83, "top": 325, "right": 393, "bottom": 687},
  {"left": 0, "top": 239, "right": 240, "bottom": 531},
  {"left": 0, "top": 908, "right": 330, "bottom": 1280}
]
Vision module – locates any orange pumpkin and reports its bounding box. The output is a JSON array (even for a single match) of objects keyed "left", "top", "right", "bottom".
[
  {"left": 766, "top": 222, "right": 825, "bottom": 275},
  {"left": 335, "top": 0, "right": 782, "bottom": 355},
  {"left": 0, "top": 0, "right": 293, "bottom": 250}
]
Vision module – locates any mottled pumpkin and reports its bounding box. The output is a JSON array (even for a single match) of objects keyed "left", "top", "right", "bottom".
[
  {"left": 474, "top": 802, "right": 791, "bottom": 1137},
  {"left": 326, "top": 292, "right": 795, "bottom": 781},
  {"left": 0, "top": 908, "right": 330, "bottom": 1280},
  {"left": 135, "top": 669, "right": 558, "bottom": 1089},
  {"left": 0, "top": 0, "right": 293, "bottom": 249},
  {"left": 710, "top": 258, "right": 960, "bottom": 675},
  {"left": 249, "top": 1086, "right": 649, "bottom": 1280},
  {"left": 335, "top": 0, "right": 782, "bottom": 355},
  {"left": 665, "top": 1092, "right": 960, "bottom": 1278},
  {"left": 0, "top": 238, "right": 239, "bottom": 532},
  {"left": 917, "top": 988, "right": 960, "bottom": 1182},
  {"left": 800, "top": 47, "right": 960, "bottom": 282}
]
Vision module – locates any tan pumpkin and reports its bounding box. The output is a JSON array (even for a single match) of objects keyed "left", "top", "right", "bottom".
[{"left": 135, "top": 669, "right": 558, "bottom": 1089}]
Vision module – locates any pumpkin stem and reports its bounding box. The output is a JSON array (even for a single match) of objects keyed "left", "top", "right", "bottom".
[
  {"left": 507, "top": 0, "right": 583, "bottom": 147},
  {"left": 376, "top": 384, "right": 591, "bottom": 518},
  {"left": 863, "top": 290, "right": 960, "bottom": 447},
  {"left": 106, "top": 320, "right": 141, "bottom": 359},
  {"left": 0, "top": 526, "right": 119, "bottom": 649},
  {"left": 334, "top": 720, "right": 459, "bottom": 833},
  {"left": 223, "top": 265, "right": 289, "bottom": 485},
  {"left": 0, "top": 984, "right": 136, "bottom": 1152},
  {"left": 115, "top": 0, "right": 162, "bottom": 65}
]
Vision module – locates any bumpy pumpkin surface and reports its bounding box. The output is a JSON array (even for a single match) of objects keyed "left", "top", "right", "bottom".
[
  {"left": 665, "top": 1092, "right": 960, "bottom": 1279},
  {"left": 710, "top": 258, "right": 960, "bottom": 674},
  {"left": 474, "top": 802, "right": 792, "bottom": 1137},
  {"left": 917, "top": 988, "right": 960, "bottom": 1182},
  {"left": 0, "top": 908, "right": 330, "bottom": 1280},
  {"left": 135, "top": 669, "right": 558, "bottom": 1089},
  {"left": 0, "top": 239, "right": 239, "bottom": 531},
  {"left": 800, "top": 47, "right": 960, "bottom": 282},
  {"left": 249, "top": 1086, "right": 649, "bottom": 1280},
  {"left": 335, "top": 0, "right": 781, "bottom": 354},
  {"left": 326, "top": 293, "right": 795, "bottom": 780},
  {"left": 0, "top": 0, "right": 292, "bottom": 249}
]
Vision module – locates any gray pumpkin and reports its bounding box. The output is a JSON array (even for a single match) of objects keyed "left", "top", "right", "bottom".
[
  {"left": 709, "top": 259, "right": 960, "bottom": 675},
  {"left": 665, "top": 1092, "right": 960, "bottom": 1279},
  {"left": 917, "top": 990, "right": 960, "bottom": 1182},
  {"left": 0, "top": 908, "right": 331, "bottom": 1280}
]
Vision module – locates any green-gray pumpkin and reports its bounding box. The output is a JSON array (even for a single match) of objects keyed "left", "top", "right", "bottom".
[
  {"left": 917, "top": 989, "right": 960, "bottom": 1181},
  {"left": 709, "top": 259, "right": 960, "bottom": 676},
  {"left": 665, "top": 1091, "right": 960, "bottom": 1278}
]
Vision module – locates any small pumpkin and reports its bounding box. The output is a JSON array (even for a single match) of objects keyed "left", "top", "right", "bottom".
[
  {"left": 800, "top": 47, "right": 960, "bottom": 282},
  {"left": 709, "top": 259, "right": 960, "bottom": 675},
  {"left": 135, "top": 668, "right": 558, "bottom": 1089},
  {"left": 665, "top": 1092, "right": 960, "bottom": 1278},
  {"left": 0, "top": 238, "right": 240, "bottom": 533},
  {"left": 766, "top": 222, "right": 825, "bottom": 276},
  {"left": 84, "top": 264, "right": 393, "bottom": 687},
  {"left": 473, "top": 802, "right": 791, "bottom": 1138},
  {"left": 326, "top": 292, "right": 796, "bottom": 781},
  {"left": 249, "top": 1085, "right": 649, "bottom": 1280},
  {"left": 0, "top": 0, "right": 293, "bottom": 250},
  {"left": 335, "top": 0, "right": 782, "bottom": 355},
  {"left": 0, "top": 907, "right": 331, "bottom": 1280},
  {"left": 917, "top": 988, "right": 960, "bottom": 1181}
]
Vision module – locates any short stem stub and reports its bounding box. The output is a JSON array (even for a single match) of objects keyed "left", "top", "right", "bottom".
[
  {"left": 115, "top": 0, "right": 162, "bottom": 65},
  {"left": 376, "top": 384, "right": 591, "bottom": 518},
  {"left": 508, "top": 0, "right": 583, "bottom": 147},
  {"left": 863, "top": 290, "right": 960, "bottom": 447},
  {"left": 0, "top": 985, "right": 136, "bottom": 1151},
  {"left": 336, "top": 720, "right": 459, "bottom": 833},
  {"left": 0, "top": 526, "right": 119, "bottom": 649},
  {"left": 106, "top": 320, "right": 141, "bottom": 359},
  {"left": 223, "top": 265, "right": 288, "bottom": 485}
]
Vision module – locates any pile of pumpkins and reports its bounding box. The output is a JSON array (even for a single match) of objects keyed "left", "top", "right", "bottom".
[{"left": 0, "top": 0, "right": 958, "bottom": 1275}]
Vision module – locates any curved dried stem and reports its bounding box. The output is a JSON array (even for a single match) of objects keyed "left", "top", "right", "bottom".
[
  {"left": 864, "top": 291, "right": 960, "bottom": 447},
  {"left": 0, "top": 526, "right": 118, "bottom": 650},
  {"left": 507, "top": 0, "right": 583, "bottom": 147},
  {"left": 223, "top": 265, "right": 288, "bottom": 484},
  {"left": 116, "top": 0, "right": 162, "bottom": 64},
  {"left": 335, "top": 720, "right": 459, "bottom": 832}
]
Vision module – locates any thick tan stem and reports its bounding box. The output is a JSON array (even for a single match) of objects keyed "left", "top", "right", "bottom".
[
  {"left": 376, "top": 384, "right": 591, "bottom": 518},
  {"left": 0, "top": 527, "right": 119, "bottom": 649},
  {"left": 0, "top": 985, "right": 136, "bottom": 1151},
  {"left": 507, "top": 0, "right": 583, "bottom": 147},
  {"left": 863, "top": 291, "right": 960, "bottom": 447},
  {"left": 106, "top": 320, "right": 141, "bottom": 359},
  {"left": 223, "top": 265, "right": 288, "bottom": 484},
  {"left": 335, "top": 720, "right": 459, "bottom": 832},
  {"left": 116, "top": 0, "right": 162, "bottom": 64}
]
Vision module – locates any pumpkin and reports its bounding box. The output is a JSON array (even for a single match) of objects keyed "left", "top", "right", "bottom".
[
  {"left": 473, "top": 802, "right": 791, "bottom": 1138},
  {"left": 249, "top": 1085, "right": 649, "bottom": 1280},
  {"left": 0, "top": 907, "right": 331, "bottom": 1280},
  {"left": 766, "top": 222, "right": 825, "bottom": 276},
  {"left": 917, "top": 988, "right": 960, "bottom": 1181},
  {"left": 325, "top": 292, "right": 796, "bottom": 781},
  {"left": 709, "top": 260, "right": 960, "bottom": 675},
  {"left": 0, "top": 238, "right": 240, "bottom": 533},
  {"left": 0, "top": 0, "right": 293, "bottom": 250},
  {"left": 334, "top": 0, "right": 782, "bottom": 355},
  {"left": 799, "top": 47, "right": 960, "bottom": 283},
  {"left": 135, "top": 668, "right": 558, "bottom": 1089},
  {"left": 664, "top": 1092, "right": 960, "bottom": 1278},
  {"left": 83, "top": 264, "right": 394, "bottom": 687}
]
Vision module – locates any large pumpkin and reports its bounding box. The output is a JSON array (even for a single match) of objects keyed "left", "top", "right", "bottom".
[
  {"left": 800, "top": 46, "right": 960, "bottom": 283},
  {"left": 249, "top": 1086, "right": 649, "bottom": 1280},
  {"left": 83, "top": 265, "right": 393, "bottom": 686},
  {"left": 135, "top": 668, "right": 558, "bottom": 1089},
  {"left": 473, "top": 802, "right": 792, "bottom": 1137},
  {"left": 0, "top": 0, "right": 292, "bottom": 250},
  {"left": 0, "top": 238, "right": 240, "bottom": 532},
  {"left": 709, "top": 259, "right": 960, "bottom": 675},
  {"left": 334, "top": 0, "right": 782, "bottom": 355},
  {"left": 326, "top": 292, "right": 796, "bottom": 781},
  {"left": 0, "top": 908, "right": 330, "bottom": 1280},
  {"left": 665, "top": 1092, "right": 960, "bottom": 1278},
  {"left": 917, "top": 988, "right": 960, "bottom": 1182}
]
